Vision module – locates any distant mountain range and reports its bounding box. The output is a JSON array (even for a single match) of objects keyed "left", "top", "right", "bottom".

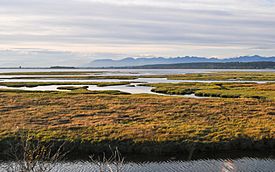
[
  {"left": 84, "top": 55, "right": 275, "bottom": 67},
  {"left": 122, "top": 62, "right": 275, "bottom": 69}
]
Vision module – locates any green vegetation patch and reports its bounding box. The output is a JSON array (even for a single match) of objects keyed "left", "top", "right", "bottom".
[
  {"left": 0, "top": 81, "right": 131, "bottom": 88},
  {"left": 145, "top": 82, "right": 275, "bottom": 100},
  {"left": 57, "top": 86, "right": 89, "bottom": 91},
  {"left": 0, "top": 75, "right": 140, "bottom": 80},
  {"left": 165, "top": 72, "right": 275, "bottom": 81},
  {"left": 0, "top": 88, "right": 130, "bottom": 95},
  {"left": 0, "top": 71, "right": 103, "bottom": 75}
]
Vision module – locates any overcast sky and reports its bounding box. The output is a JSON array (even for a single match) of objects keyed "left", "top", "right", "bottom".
[{"left": 0, "top": 0, "right": 275, "bottom": 66}]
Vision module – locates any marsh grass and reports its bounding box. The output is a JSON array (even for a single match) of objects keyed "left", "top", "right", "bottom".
[
  {"left": 164, "top": 72, "right": 275, "bottom": 81},
  {"left": 145, "top": 82, "right": 275, "bottom": 100},
  {"left": 0, "top": 90, "right": 274, "bottom": 155},
  {"left": 0, "top": 82, "right": 131, "bottom": 88},
  {"left": 0, "top": 71, "right": 103, "bottom": 75},
  {"left": 0, "top": 88, "right": 130, "bottom": 95},
  {"left": 0, "top": 76, "right": 140, "bottom": 80},
  {"left": 57, "top": 86, "right": 89, "bottom": 91},
  {"left": 1, "top": 131, "right": 68, "bottom": 172}
]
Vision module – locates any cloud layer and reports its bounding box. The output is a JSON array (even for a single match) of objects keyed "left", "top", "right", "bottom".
[{"left": 0, "top": 0, "right": 275, "bottom": 66}]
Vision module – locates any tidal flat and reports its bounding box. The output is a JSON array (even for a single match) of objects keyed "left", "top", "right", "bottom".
[
  {"left": 0, "top": 71, "right": 274, "bottom": 159},
  {"left": 1, "top": 71, "right": 275, "bottom": 81}
]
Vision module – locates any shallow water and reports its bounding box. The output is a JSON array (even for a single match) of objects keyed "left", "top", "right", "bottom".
[
  {"left": 57, "top": 158, "right": 275, "bottom": 172},
  {"left": 1, "top": 158, "right": 274, "bottom": 172},
  {"left": 0, "top": 77, "right": 272, "bottom": 84},
  {"left": 0, "top": 84, "right": 154, "bottom": 94},
  {"left": 0, "top": 84, "right": 207, "bottom": 99},
  {"left": 0, "top": 68, "right": 275, "bottom": 75},
  {"left": 0, "top": 69, "right": 274, "bottom": 97},
  {"left": 0, "top": 68, "right": 274, "bottom": 84},
  {"left": 0, "top": 78, "right": 271, "bottom": 98}
]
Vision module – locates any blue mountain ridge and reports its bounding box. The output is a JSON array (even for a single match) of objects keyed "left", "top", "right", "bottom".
[{"left": 85, "top": 55, "right": 275, "bottom": 67}]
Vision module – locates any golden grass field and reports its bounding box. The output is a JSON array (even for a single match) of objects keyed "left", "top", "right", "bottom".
[{"left": 0, "top": 91, "right": 274, "bottom": 143}]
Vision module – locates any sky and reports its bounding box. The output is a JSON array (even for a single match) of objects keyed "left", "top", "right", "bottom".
[{"left": 0, "top": 0, "right": 275, "bottom": 67}]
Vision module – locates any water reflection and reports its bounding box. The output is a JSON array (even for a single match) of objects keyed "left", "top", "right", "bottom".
[
  {"left": 221, "top": 160, "right": 236, "bottom": 172},
  {"left": 50, "top": 158, "right": 275, "bottom": 172},
  {"left": 1, "top": 158, "right": 274, "bottom": 172}
]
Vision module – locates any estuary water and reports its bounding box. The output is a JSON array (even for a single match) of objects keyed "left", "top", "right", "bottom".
[
  {"left": 0, "top": 84, "right": 212, "bottom": 98},
  {"left": 48, "top": 158, "right": 275, "bottom": 172},
  {"left": 0, "top": 157, "right": 274, "bottom": 172},
  {"left": 0, "top": 68, "right": 275, "bottom": 75},
  {"left": 0, "top": 69, "right": 274, "bottom": 95}
]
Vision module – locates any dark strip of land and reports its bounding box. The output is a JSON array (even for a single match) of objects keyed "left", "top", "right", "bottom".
[{"left": 120, "top": 61, "right": 275, "bottom": 69}]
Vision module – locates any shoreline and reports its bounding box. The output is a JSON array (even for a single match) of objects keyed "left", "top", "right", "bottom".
[{"left": 0, "top": 138, "right": 275, "bottom": 160}]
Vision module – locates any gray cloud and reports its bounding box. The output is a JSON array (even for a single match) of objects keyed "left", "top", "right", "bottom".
[
  {"left": 0, "top": 49, "right": 90, "bottom": 67},
  {"left": 0, "top": 0, "right": 275, "bottom": 66}
]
